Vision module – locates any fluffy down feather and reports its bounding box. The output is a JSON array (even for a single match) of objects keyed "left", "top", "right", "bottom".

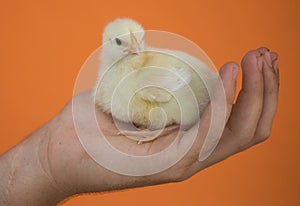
[{"left": 95, "top": 19, "right": 217, "bottom": 130}]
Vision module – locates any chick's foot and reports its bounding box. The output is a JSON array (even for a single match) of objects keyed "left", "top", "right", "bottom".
[{"left": 117, "top": 125, "right": 180, "bottom": 144}]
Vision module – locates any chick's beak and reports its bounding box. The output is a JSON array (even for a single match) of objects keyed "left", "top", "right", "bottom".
[{"left": 128, "top": 33, "right": 141, "bottom": 55}]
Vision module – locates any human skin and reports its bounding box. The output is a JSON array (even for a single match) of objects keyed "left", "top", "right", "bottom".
[{"left": 0, "top": 47, "right": 279, "bottom": 205}]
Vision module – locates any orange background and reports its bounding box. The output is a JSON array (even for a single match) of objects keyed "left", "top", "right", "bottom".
[{"left": 1, "top": 0, "right": 299, "bottom": 205}]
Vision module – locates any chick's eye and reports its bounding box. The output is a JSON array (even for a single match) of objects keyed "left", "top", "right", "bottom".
[{"left": 115, "top": 38, "right": 122, "bottom": 46}]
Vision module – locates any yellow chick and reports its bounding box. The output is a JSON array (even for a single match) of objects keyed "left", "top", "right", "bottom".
[{"left": 95, "top": 18, "right": 217, "bottom": 143}]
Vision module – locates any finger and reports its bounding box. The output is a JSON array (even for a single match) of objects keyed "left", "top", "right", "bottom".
[
  {"left": 193, "top": 49, "right": 276, "bottom": 169},
  {"left": 180, "top": 62, "right": 239, "bottom": 164},
  {"left": 245, "top": 51, "right": 279, "bottom": 146},
  {"left": 219, "top": 62, "right": 239, "bottom": 122},
  {"left": 226, "top": 49, "right": 264, "bottom": 146}
]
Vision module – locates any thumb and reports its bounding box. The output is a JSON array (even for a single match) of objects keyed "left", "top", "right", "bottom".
[
  {"left": 197, "top": 62, "right": 239, "bottom": 161},
  {"left": 218, "top": 62, "right": 239, "bottom": 122}
]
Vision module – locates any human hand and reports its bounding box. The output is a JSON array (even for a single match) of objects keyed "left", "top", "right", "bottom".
[
  {"left": 0, "top": 47, "right": 279, "bottom": 205},
  {"left": 46, "top": 47, "right": 279, "bottom": 195}
]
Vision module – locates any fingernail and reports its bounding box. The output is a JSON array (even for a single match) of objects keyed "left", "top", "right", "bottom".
[{"left": 232, "top": 66, "right": 239, "bottom": 79}]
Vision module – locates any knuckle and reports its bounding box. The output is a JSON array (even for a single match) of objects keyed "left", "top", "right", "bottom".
[
  {"left": 265, "top": 86, "right": 277, "bottom": 95},
  {"left": 170, "top": 168, "right": 191, "bottom": 183},
  {"left": 235, "top": 137, "right": 253, "bottom": 150},
  {"left": 233, "top": 131, "right": 256, "bottom": 149},
  {"left": 172, "top": 174, "right": 191, "bottom": 182},
  {"left": 256, "top": 130, "right": 271, "bottom": 142}
]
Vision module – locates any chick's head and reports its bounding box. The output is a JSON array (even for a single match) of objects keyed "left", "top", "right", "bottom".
[{"left": 102, "top": 18, "right": 145, "bottom": 63}]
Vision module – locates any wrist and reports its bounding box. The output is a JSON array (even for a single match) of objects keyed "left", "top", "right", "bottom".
[{"left": 0, "top": 125, "right": 67, "bottom": 205}]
